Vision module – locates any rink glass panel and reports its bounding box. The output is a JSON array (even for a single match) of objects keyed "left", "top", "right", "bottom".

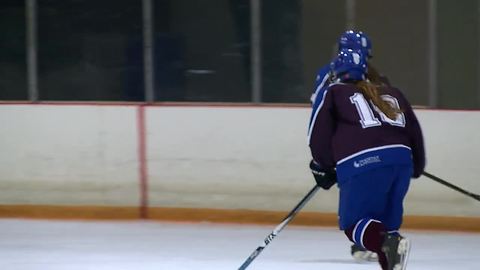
[
  {"left": 151, "top": 0, "right": 251, "bottom": 102},
  {"left": 0, "top": 0, "right": 27, "bottom": 100},
  {"left": 37, "top": 0, "right": 143, "bottom": 101},
  {"left": 0, "top": 0, "right": 479, "bottom": 108}
]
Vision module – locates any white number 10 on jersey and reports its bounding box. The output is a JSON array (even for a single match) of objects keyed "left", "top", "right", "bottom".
[{"left": 350, "top": 93, "right": 406, "bottom": 128}]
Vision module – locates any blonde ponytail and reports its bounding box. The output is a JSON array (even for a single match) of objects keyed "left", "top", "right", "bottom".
[{"left": 356, "top": 81, "right": 401, "bottom": 120}]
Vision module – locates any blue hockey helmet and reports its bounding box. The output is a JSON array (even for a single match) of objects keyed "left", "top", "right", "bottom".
[
  {"left": 338, "top": 30, "right": 372, "bottom": 58},
  {"left": 331, "top": 49, "right": 367, "bottom": 81}
]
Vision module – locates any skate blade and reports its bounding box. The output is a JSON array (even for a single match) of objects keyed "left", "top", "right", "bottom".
[
  {"left": 393, "top": 238, "right": 411, "bottom": 270},
  {"left": 352, "top": 251, "right": 378, "bottom": 263}
]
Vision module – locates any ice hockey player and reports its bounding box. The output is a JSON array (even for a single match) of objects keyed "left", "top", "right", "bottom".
[
  {"left": 308, "top": 29, "right": 388, "bottom": 263},
  {"left": 308, "top": 49, "right": 425, "bottom": 270}
]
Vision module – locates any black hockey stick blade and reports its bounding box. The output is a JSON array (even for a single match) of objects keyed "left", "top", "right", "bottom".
[
  {"left": 238, "top": 185, "right": 320, "bottom": 270},
  {"left": 422, "top": 171, "right": 480, "bottom": 202}
]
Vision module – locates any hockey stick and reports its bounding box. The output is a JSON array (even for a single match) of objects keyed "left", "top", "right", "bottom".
[
  {"left": 422, "top": 171, "right": 480, "bottom": 202},
  {"left": 238, "top": 185, "right": 320, "bottom": 270}
]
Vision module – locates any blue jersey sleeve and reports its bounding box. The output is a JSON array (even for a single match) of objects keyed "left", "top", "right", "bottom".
[{"left": 308, "top": 64, "right": 332, "bottom": 133}]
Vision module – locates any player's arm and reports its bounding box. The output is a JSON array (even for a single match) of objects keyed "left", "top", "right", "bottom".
[
  {"left": 308, "top": 86, "right": 336, "bottom": 169},
  {"left": 308, "top": 87, "right": 337, "bottom": 189},
  {"left": 403, "top": 101, "right": 426, "bottom": 178}
]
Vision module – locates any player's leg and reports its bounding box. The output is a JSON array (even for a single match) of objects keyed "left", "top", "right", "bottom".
[
  {"left": 337, "top": 166, "right": 396, "bottom": 269},
  {"left": 380, "top": 164, "right": 413, "bottom": 270},
  {"left": 344, "top": 219, "right": 388, "bottom": 269}
]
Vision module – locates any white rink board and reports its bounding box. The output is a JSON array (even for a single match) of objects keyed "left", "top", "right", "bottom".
[
  {"left": 0, "top": 105, "right": 140, "bottom": 205},
  {"left": 146, "top": 107, "right": 480, "bottom": 216},
  {"left": 405, "top": 110, "right": 480, "bottom": 216},
  {"left": 145, "top": 106, "right": 321, "bottom": 211},
  {"left": 0, "top": 104, "right": 479, "bottom": 216}
]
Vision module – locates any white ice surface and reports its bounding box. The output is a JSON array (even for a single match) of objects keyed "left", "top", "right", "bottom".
[{"left": 0, "top": 219, "right": 478, "bottom": 270}]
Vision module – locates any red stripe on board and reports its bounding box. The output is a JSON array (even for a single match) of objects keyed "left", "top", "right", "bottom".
[{"left": 137, "top": 105, "right": 148, "bottom": 218}]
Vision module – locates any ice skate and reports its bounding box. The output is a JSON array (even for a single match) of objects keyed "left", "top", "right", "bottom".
[
  {"left": 351, "top": 244, "right": 378, "bottom": 262},
  {"left": 381, "top": 234, "right": 411, "bottom": 270}
]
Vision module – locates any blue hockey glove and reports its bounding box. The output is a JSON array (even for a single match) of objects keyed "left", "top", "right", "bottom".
[{"left": 309, "top": 160, "right": 337, "bottom": 190}]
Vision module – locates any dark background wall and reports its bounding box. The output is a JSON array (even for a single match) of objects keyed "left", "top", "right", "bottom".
[
  {"left": 437, "top": 0, "right": 479, "bottom": 109},
  {"left": 0, "top": 0, "right": 27, "bottom": 100},
  {"left": 355, "top": 0, "right": 430, "bottom": 106},
  {"left": 1, "top": 0, "right": 479, "bottom": 109},
  {"left": 301, "top": 0, "right": 346, "bottom": 100}
]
